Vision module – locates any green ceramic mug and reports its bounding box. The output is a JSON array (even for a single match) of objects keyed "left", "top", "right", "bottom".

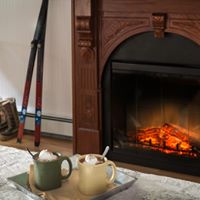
[{"left": 33, "top": 153, "right": 72, "bottom": 191}]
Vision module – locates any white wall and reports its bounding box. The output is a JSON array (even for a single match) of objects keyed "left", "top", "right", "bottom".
[{"left": 0, "top": 0, "right": 72, "bottom": 136}]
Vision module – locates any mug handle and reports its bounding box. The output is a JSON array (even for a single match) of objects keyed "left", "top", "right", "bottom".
[
  {"left": 59, "top": 156, "right": 73, "bottom": 180},
  {"left": 106, "top": 161, "right": 117, "bottom": 184}
]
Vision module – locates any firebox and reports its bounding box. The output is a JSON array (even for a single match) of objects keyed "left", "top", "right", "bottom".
[{"left": 102, "top": 32, "right": 200, "bottom": 176}]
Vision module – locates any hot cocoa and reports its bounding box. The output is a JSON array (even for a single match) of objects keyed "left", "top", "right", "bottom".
[
  {"left": 36, "top": 149, "right": 58, "bottom": 162},
  {"left": 80, "top": 154, "right": 105, "bottom": 165}
]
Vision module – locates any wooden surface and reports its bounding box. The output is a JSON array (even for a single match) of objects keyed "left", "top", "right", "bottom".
[
  {"left": 73, "top": 0, "right": 100, "bottom": 154},
  {"left": 0, "top": 134, "right": 199, "bottom": 183},
  {"left": 0, "top": 134, "right": 73, "bottom": 156}
]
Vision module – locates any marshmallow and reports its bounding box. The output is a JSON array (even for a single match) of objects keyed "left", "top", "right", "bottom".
[
  {"left": 38, "top": 149, "right": 57, "bottom": 162},
  {"left": 85, "top": 154, "right": 98, "bottom": 165}
]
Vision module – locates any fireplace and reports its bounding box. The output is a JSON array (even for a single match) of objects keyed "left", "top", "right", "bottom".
[
  {"left": 72, "top": 0, "right": 200, "bottom": 176},
  {"left": 102, "top": 32, "right": 200, "bottom": 175}
]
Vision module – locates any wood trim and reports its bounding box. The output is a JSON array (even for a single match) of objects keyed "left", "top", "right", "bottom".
[
  {"left": 72, "top": 0, "right": 77, "bottom": 154},
  {"left": 72, "top": 0, "right": 100, "bottom": 154}
]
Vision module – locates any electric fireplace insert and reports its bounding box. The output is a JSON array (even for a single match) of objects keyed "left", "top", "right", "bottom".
[{"left": 102, "top": 32, "right": 200, "bottom": 176}]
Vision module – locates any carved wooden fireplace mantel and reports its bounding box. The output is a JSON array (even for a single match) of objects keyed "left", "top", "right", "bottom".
[{"left": 72, "top": 0, "right": 200, "bottom": 154}]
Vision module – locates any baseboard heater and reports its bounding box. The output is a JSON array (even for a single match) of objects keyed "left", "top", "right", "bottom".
[
  {"left": 25, "top": 112, "right": 73, "bottom": 123},
  {"left": 21, "top": 112, "right": 73, "bottom": 140},
  {"left": 24, "top": 129, "right": 73, "bottom": 141}
]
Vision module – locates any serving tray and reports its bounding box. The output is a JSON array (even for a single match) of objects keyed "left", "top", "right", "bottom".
[{"left": 7, "top": 155, "right": 136, "bottom": 200}]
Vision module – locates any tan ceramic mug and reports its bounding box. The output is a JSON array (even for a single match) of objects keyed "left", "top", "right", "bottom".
[{"left": 78, "top": 154, "right": 116, "bottom": 195}]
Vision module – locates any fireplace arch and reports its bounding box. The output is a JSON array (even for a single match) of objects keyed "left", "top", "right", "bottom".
[
  {"left": 99, "top": 19, "right": 200, "bottom": 76},
  {"left": 101, "top": 31, "right": 200, "bottom": 73},
  {"left": 100, "top": 29, "right": 200, "bottom": 77}
]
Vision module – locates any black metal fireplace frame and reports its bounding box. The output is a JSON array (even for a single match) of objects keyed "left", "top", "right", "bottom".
[{"left": 102, "top": 32, "right": 200, "bottom": 176}]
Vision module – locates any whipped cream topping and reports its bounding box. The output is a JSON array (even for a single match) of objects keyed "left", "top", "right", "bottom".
[
  {"left": 84, "top": 154, "right": 98, "bottom": 165},
  {"left": 38, "top": 149, "right": 58, "bottom": 162}
]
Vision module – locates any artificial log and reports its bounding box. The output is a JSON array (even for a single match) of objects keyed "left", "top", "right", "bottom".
[{"left": 136, "top": 123, "right": 200, "bottom": 153}]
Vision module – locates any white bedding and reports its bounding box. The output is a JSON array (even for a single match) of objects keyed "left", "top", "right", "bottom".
[
  {"left": 0, "top": 145, "right": 34, "bottom": 200},
  {"left": 110, "top": 168, "right": 200, "bottom": 200},
  {"left": 0, "top": 145, "right": 199, "bottom": 200}
]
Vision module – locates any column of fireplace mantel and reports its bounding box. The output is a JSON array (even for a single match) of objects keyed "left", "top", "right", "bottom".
[
  {"left": 72, "top": 0, "right": 101, "bottom": 154},
  {"left": 72, "top": 0, "right": 200, "bottom": 154}
]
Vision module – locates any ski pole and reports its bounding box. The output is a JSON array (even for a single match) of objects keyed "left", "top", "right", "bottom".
[
  {"left": 35, "top": 9, "right": 48, "bottom": 146},
  {"left": 17, "top": 0, "right": 48, "bottom": 143}
]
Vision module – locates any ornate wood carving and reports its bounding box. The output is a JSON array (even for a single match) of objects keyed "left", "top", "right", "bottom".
[
  {"left": 76, "top": 16, "right": 93, "bottom": 47},
  {"left": 73, "top": 0, "right": 100, "bottom": 153},
  {"left": 100, "top": 17, "right": 150, "bottom": 68},
  {"left": 168, "top": 14, "right": 200, "bottom": 44},
  {"left": 102, "top": 18, "right": 150, "bottom": 49},
  {"left": 152, "top": 13, "right": 167, "bottom": 38},
  {"left": 77, "top": 47, "right": 98, "bottom": 129}
]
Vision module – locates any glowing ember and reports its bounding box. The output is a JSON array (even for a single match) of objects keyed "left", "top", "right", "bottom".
[{"left": 129, "top": 123, "right": 199, "bottom": 158}]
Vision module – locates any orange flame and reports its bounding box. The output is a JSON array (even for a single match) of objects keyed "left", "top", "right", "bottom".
[{"left": 128, "top": 123, "right": 199, "bottom": 158}]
